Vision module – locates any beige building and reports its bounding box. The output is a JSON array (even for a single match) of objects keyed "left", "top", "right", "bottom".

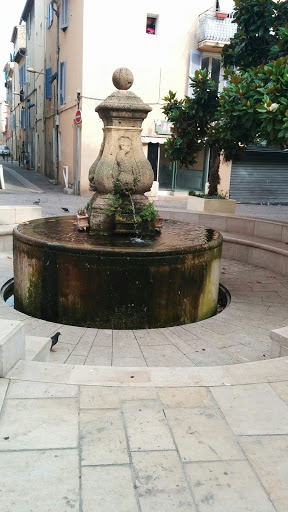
[
  {"left": 10, "top": 0, "right": 235, "bottom": 196},
  {"left": 50, "top": 0, "right": 235, "bottom": 196}
]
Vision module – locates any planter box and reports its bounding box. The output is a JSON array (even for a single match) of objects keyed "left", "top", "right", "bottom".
[
  {"left": 187, "top": 196, "right": 237, "bottom": 214},
  {"left": 216, "top": 12, "right": 228, "bottom": 18},
  {"left": 77, "top": 214, "right": 89, "bottom": 231}
]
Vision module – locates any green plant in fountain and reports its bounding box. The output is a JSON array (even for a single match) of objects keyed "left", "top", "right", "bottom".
[
  {"left": 139, "top": 202, "right": 158, "bottom": 222},
  {"left": 113, "top": 176, "right": 139, "bottom": 196},
  {"left": 104, "top": 177, "right": 140, "bottom": 221},
  {"left": 77, "top": 201, "right": 92, "bottom": 217}
]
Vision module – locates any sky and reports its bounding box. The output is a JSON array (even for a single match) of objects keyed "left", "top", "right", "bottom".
[{"left": 0, "top": 0, "right": 26, "bottom": 100}]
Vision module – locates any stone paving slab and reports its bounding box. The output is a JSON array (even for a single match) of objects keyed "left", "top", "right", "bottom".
[
  {"left": 211, "top": 383, "right": 288, "bottom": 435},
  {"left": 1, "top": 374, "right": 288, "bottom": 511},
  {"left": 239, "top": 435, "right": 288, "bottom": 512},
  {"left": 0, "top": 397, "right": 78, "bottom": 450},
  {"left": 185, "top": 460, "right": 276, "bottom": 512},
  {"left": 0, "top": 449, "right": 79, "bottom": 512}
]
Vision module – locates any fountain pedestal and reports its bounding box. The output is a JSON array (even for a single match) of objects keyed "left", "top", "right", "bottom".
[{"left": 88, "top": 68, "right": 154, "bottom": 234}]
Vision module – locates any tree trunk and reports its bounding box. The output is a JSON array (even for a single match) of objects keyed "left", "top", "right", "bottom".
[{"left": 208, "top": 147, "right": 221, "bottom": 196}]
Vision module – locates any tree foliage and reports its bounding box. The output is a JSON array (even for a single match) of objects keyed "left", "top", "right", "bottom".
[
  {"left": 162, "top": 69, "right": 218, "bottom": 167},
  {"left": 219, "top": 57, "right": 288, "bottom": 151},
  {"left": 222, "top": 0, "right": 288, "bottom": 68}
]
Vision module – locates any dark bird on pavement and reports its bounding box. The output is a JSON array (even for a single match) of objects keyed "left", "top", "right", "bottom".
[
  {"left": 61, "top": 207, "right": 69, "bottom": 212},
  {"left": 33, "top": 199, "right": 40, "bottom": 205},
  {"left": 50, "top": 332, "right": 61, "bottom": 352}
]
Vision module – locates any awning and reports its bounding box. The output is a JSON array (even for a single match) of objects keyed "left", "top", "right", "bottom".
[{"left": 141, "top": 136, "right": 167, "bottom": 144}]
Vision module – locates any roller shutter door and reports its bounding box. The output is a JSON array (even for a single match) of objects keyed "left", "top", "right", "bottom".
[{"left": 230, "top": 150, "right": 288, "bottom": 204}]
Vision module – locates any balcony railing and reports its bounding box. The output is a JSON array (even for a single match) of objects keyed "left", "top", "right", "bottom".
[{"left": 197, "top": 9, "right": 237, "bottom": 49}]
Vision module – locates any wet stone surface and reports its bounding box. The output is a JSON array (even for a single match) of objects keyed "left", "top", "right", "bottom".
[
  {"left": 13, "top": 217, "right": 223, "bottom": 329},
  {"left": 15, "top": 217, "right": 222, "bottom": 254}
]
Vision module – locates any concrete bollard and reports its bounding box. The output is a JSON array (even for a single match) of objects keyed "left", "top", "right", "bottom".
[{"left": 0, "top": 165, "right": 5, "bottom": 190}]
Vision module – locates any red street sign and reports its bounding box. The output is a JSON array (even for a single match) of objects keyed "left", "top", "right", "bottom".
[{"left": 75, "top": 110, "right": 82, "bottom": 124}]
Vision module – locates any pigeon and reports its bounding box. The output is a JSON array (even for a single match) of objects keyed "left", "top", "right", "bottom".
[
  {"left": 50, "top": 332, "right": 61, "bottom": 352},
  {"left": 33, "top": 199, "right": 40, "bottom": 205},
  {"left": 61, "top": 207, "right": 69, "bottom": 212}
]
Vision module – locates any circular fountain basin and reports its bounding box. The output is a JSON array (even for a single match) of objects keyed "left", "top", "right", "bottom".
[{"left": 13, "top": 217, "right": 223, "bottom": 329}]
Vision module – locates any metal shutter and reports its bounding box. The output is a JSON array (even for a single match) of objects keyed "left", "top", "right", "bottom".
[{"left": 230, "top": 150, "right": 288, "bottom": 204}]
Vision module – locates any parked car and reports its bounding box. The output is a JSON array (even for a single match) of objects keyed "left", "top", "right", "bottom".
[{"left": 0, "top": 145, "right": 10, "bottom": 157}]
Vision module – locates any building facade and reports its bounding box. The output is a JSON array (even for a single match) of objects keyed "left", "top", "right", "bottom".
[
  {"left": 20, "top": 0, "right": 46, "bottom": 173},
  {"left": 7, "top": 0, "right": 236, "bottom": 197}
]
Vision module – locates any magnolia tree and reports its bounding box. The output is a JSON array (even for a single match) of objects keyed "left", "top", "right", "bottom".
[{"left": 163, "top": 0, "right": 288, "bottom": 196}]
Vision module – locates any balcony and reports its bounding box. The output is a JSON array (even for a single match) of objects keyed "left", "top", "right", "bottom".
[
  {"left": 197, "top": 9, "right": 237, "bottom": 53},
  {"left": 11, "top": 26, "right": 26, "bottom": 63}
]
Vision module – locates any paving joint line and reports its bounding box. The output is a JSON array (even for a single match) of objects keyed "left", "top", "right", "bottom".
[{"left": 119, "top": 392, "right": 143, "bottom": 512}]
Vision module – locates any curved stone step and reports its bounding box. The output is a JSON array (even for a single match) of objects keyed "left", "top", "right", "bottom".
[{"left": 5, "top": 356, "right": 288, "bottom": 387}]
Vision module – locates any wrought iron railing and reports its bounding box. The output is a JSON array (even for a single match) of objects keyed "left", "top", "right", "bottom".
[{"left": 197, "top": 8, "right": 237, "bottom": 44}]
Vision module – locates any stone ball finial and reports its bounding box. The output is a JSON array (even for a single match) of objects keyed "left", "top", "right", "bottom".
[{"left": 112, "top": 68, "right": 134, "bottom": 90}]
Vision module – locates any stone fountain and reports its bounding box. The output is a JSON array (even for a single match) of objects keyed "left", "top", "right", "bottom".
[
  {"left": 13, "top": 68, "right": 223, "bottom": 329},
  {"left": 88, "top": 67, "right": 155, "bottom": 235}
]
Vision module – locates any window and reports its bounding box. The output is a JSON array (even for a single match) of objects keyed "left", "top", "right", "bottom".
[
  {"left": 60, "top": 0, "right": 69, "bottom": 31},
  {"left": 146, "top": 15, "right": 158, "bottom": 35},
  {"left": 58, "top": 60, "right": 67, "bottom": 105},
  {"left": 187, "top": 50, "right": 224, "bottom": 97},
  {"left": 201, "top": 56, "right": 221, "bottom": 83},
  {"left": 45, "top": 67, "right": 52, "bottom": 99},
  {"left": 47, "top": 3, "right": 53, "bottom": 29}
]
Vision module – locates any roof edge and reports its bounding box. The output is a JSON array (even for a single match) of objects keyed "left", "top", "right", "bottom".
[{"left": 21, "top": 0, "right": 34, "bottom": 22}]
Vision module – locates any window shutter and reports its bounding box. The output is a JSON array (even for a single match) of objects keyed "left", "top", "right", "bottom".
[
  {"left": 47, "top": 4, "right": 53, "bottom": 28},
  {"left": 63, "top": 60, "right": 67, "bottom": 104},
  {"left": 26, "top": 57, "right": 30, "bottom": 85},
  {"left": 27, "top": 13, "right": 31, "bottom": 39},
  {"left": 58, "top": 61, "right": 62, "bottom": 104},
  {"left": 61, "top": 0, "right": 69, "bottom": 30},
  {"left": 19, "top": 66, "right": 23, "bottom": 88},
  {"left": 45, "top": 67, "right": 52, "bottom": 99},
  {"left": 21, "top": 109, "right": 26, "bottom": 129},
  {"left": 187, "top": 50, "right": 202, "bottom": 97}
]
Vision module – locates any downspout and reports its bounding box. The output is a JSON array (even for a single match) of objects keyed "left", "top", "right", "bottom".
[{"left": 56, "top": 3, "right": 59, "bottom": 183}]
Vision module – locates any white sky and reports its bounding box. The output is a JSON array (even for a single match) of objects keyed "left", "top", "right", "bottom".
[
  {"left": 0, "top": 0, "right": 26, "bottom": 100},
  {"left": 220, "top": 0, "right": 235, "bottom": 12}
]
